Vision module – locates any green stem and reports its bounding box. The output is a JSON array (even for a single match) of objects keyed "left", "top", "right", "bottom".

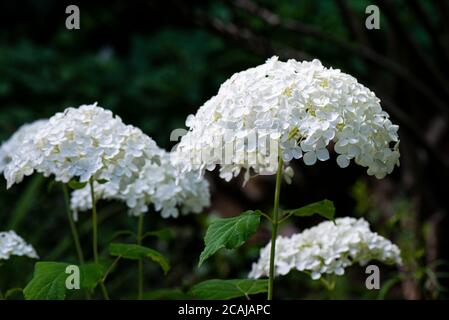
[
  {"left": 137, "top": 214, "right": 144, "bottom": 300},
  {"left": 102, "top": 256, "right": 122, "bottom": 283},
  {"left": 278, "top": 211, "right": 294, "bottom": 224},
  {"left": 320, "top": 275, "right": 337, "bottom": 299},
  {"left": 102, "top": 256, "right": 121, "bottom": 283},
  {"left": 268, "top": 156, "right": 283, "bottom": 300},
  {"left": 99, "top": 281, "right": 110, "bottom": 300},
  {"left": 62, "top": 184, "right": 85, "bottom": 265},
  {"left": 320, "top": 277, "right": 335, "bottom": 291},
  {"left": 89, "top": 179, "right": 99, "bottom": 264},
  {"left": 259, "top": 211, "right": 273, "bottom": 223},
  {"left": 89, "top": 178, "right": 110, "bottom": 300}
]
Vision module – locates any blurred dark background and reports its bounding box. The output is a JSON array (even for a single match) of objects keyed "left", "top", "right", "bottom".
[{"left": 0, "top": 0, "right": 448, "bottom": 299}]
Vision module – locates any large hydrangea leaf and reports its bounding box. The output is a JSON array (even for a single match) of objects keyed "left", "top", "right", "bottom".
[{"left": 199, "top": 210, "right": 261, "bottom": 266}]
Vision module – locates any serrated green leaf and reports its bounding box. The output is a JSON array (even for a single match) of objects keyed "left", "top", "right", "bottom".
[
  {"left": 199, "top": 210, "right": 261, "bottom": 266},
  {"left": 23, "top": 262, "right": 104, "bottom": 300},
  {"left": 190, "top": 279, "right": 268, "bottom": 300},
  {"left": 68, "top": 179, "right": 88, "bottom": 190},
  {"left": 24, "top": 262, "right": 69, "bottom": 300},
  {"left": 287, "top": 199, "right": 335, "bottom": 220},
  {"left": 109, "top": 243, "right": 170, "bottom": 274},
  {"left": 80, "top": 263, "right": 106, "bottom": 289}
]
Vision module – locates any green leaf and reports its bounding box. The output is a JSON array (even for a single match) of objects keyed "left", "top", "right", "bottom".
[
  {"left": 287, "top": 199, "right": 335, "bottom": 220},
  {"left": 23, "top": 262, "right": 104, "bottom": 300},
  {"left": 68, "top": 179, "right": 88, "bottom": 190},
  {"left": 199, "top": 210, "right": 261, "bottom": 266},
  {"left": 190, "top": 279, "right": 268, "bottom": 300},
  {"left": 80, "top": 263, "right": 106, "bottom": 289},
  {"left": 109, "top": 243, "right": 170, "bottom": 274},
  {"left": 97, "top": 179, "right": 109, "bottom": 184},
  {"left": 24, "top": 262, "right": 69, "bottom": 300}
]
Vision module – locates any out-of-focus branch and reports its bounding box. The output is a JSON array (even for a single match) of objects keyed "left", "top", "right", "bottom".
[
  {"left": 334, "top": 0, "right": 370, "bottom": 46},
  {"left": 375, "top": 0, "right": 449, "bottom": 99},
  {"left": 195, "top": 13, "right": 310, "bottom": 61},
  {"left": 408, "top": 0, "right": 449, "bottom": 60},
  {"left": 232, "top": 0, "right": 449, "bottom": 117},
  {"left": 378, "top": 96, "right": 449, "bottom": 171},
  {"left": 433, "top": 0, "right": 449, "bottom": 36}
]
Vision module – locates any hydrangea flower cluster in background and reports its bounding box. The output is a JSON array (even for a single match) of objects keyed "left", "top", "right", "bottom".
[
  {"left": 70, "top": 150, "right": 210, "bottom": 219},
  {"left": 0, "top": 231, "right": 39, "bottom": 260},
  {"left": 3, "top": 103, "right": 161, "bottom": 190},
  {"left": 173, "top": 56, "right": 400, "bottom": 183},
  {"left": 1, "top": 103, "right": 210, "bottom": 219},
  {"left": 249, "top": 217, "right": 402, "bottom": 280}
]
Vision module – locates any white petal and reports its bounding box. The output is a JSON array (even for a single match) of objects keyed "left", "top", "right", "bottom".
[
  {"left": 336, "top": 155, "right": 350, "bottom": 168},
  {"left": 311, "top": 271, "right": 321, "bottom": 280},
  {"left": 300, "top": 140, "right": 314, "bottom": 152},
  {"left": 282, "top": 152, "right": 293, "bottom": 162},
  {"left": 316, "top": 148, "right": 330, "bottom": 161},
  {"left": 303, "top": 151, "right": 317, "bottom": 166}
]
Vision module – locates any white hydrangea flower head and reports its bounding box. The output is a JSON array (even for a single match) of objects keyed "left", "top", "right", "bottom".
[
  {"left": 173, "top": 57, "right": 400, "bottom": 183},
  {"left": 0, "top": 230, "right": 39, "bottom": 260},
  {"left": 0, "top": 119, "right": 48, "bottom": 178},
  {"left": 248, "top": 217, "right": 402, "bottom": 280},
  {"left": 71, "top": 149, "right": 210, "bottom": 219},
  {"left": 3, "top": 103, "right": 161, "bottom": 191}
]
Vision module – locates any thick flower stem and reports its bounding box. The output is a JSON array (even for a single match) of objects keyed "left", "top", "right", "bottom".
[
  {"left": 62, "top": 184, "right": 85, "bottom": 265},
  {"left": 89, "top": 178, "right": 110, "bottom": 300},
  {"left": 268, "top": 156, "right": 283, "bottom": 300},
  {"left": 137, "top": 213, "right": 144, "bottom": 300}
]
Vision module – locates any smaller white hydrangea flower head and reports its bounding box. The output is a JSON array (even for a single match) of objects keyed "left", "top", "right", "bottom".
[
  {"left": 0, "top": 231, "right": 39, "bottom": 260},
  {"left": 0, "top": 119, "right": 48, "bottom": 177},
  {"left": 3, "top": 103, "right": 160, "bottom": 191},
  {"left": 248, "top": 217, "right": 402, "bottom": 280},
  {"left": 70, "top": 149, "right": 210, "bottom": 219},
  {"left": 173, "top": 57, "right": 400, "bottom": 183}
]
